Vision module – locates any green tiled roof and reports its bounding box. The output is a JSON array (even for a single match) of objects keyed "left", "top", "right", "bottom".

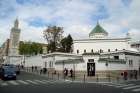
[{"left": 89, "top": 23, "right": 108, "bottom": 36}]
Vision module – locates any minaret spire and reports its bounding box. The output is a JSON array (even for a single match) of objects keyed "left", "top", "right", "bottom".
[{"left": 14, "top": 18, "right": 19, "bottom": 28}]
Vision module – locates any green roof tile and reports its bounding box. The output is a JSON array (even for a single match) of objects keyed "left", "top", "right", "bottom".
[{"left": 89, "top": 23, "right": 108, "bottom": 36}]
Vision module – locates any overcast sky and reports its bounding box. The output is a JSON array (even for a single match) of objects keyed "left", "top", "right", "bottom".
[{"left": 0, "top": 0, "right": 140, "bottom": 46}]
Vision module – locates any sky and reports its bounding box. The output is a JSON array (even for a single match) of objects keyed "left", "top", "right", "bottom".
[{"left": 0, "top": 0, "right": 140, "bottom": 46}]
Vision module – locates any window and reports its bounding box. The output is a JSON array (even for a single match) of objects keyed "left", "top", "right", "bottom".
[
  {"left": 115, "top": 49, "right": 118, "bottom": 51},
  {"left": 77, "top": 50, "right": 79, "bottom": 54},
  {"left": 99, "top": 49, "right": 103, "bottom": 53},
  {"left": 84, "top": 49, "right": 86, "bottom": 53},
  {"left": 114, "top": 56, "right": 119, "bottom": 59},
  {"left": 88, "top": 59, "right": 94, "bottom": 62},
  {"left": 108, "top": 49, "right": 110, "bottom": 52},
  {"left": 45, "top": 62, "right": 47, "bottom": 68},
  {"left": 49, "top": 61, "right": 51, "bottom": 68},
  {"left": 91, "top": 49, "right": 93, "bottom": 53},
  {"left": 129, "top": 60, "right": 133, "bottom": 66},
  {"left": 51, "top": 62, "right": 53, "bottom": 67}
]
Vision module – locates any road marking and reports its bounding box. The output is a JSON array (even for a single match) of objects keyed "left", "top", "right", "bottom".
[
  {"left": 8, "top": 81, "right": 19, "bottom": 85},
  {"left": 41, "top": 80, "right": 55, "bottom": 83},
  {"left": 41, "top": 80, "right": 64, "bottom": 84},
  {"left": 132, "top": 88, "right": 140, "bottom": 92},
  {"left": 102, "top": 83, "right": 125, "bottom": 87},
  {"left": 26, "top": 80, "right": 38, "bottom": 85},
  {"left": 34, "top": 80, "right": 46, "bottom": 84},
  {"left": 115, "top": 84, "right": 135, "bottom": 88},
  {"left": 123, "top": 85, "right": 140, "bottom": 89},
  {"left": 1, "top": 83, "right": 8, "bottom": 86},
  {"left": 17, "top": 80, "right": 29, "bottom": 85}
]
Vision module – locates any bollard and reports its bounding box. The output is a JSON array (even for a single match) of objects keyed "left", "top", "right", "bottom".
[
  {"left": 52, "top": 73, "right": 53, "bottom": 79},
  {"left": 83, "top": 74, "right": 86, "bottom": 83},
  {"left": 58, "top": 73, "right": 59, "bottom": 80},
  {"left": 48, "top": 72, "right": 49, "bottom": 78},
  {"left": 108, "top": 74, "right": 111, "bottom": 82},
  {"left": 96, "top": 75, "right": 99, "bottom": 82}
]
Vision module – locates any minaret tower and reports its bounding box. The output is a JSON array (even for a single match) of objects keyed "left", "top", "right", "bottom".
[{"left": 9, "top": 18, "right": 21, "bottom": 56}]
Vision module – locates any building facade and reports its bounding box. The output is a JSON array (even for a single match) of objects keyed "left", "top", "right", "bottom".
[{"left": 42, "top": 23, "right": 140, "bottom": 76}]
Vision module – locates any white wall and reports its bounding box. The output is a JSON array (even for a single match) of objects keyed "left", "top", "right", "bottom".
[
  {"left": 126, "top": 55, "right": 140, "bottom": 70},
  {"left": 25, "top": 55, "right": 44, "bottom": 68},
  {"left": 73, "top": 39, "right": 130, "bottom": 54}
]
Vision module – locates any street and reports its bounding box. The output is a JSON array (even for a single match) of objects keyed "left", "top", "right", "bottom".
[{"left": 0, "top": 71, "right": 140, "bottom": 93}]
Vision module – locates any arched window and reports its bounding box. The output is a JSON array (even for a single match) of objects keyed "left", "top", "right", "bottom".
[
  {"left": 77, "top": 50, "right": 79, "bottom": 54},
  {"left": 108, "top": 49, "right": 110, "bottom": 52},
  {"left": 91, "top": 49, "right": 93, "bottom": 53},
  {"left": 100, "top": 49, "right": 103, "bottom": 53},
  {"left": 84, "top": 49, "right": 86, "bottom": 53},
  {"left": 115, "top": 49, "right": 118, "bottom": 51}
]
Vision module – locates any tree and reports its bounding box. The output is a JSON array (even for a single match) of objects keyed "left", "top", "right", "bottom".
[
  {"left": 19, "top": 41, "right": 43, "bottom": 55},
  {"left": 43, "top": 26, "right": 63, "bottom": 53},
  {"left": 66, "top": 34, "right": 73, "bottom": 52},
  {"left": 59, "top": 34, "right": 73, "bottom": 53}
]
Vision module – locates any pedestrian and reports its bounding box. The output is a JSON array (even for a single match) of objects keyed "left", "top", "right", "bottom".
[
  {"left": 70, "top": 69, "right": 73, "bottom": 77},
  {"left": 129, "top": 70, "right": 133, "bottom": 79},
  {"left": 66, "top": 68, "right": 68, "bottom": 76},
  {"left": 40, "top": 69, "right": 42, "bottom": 75},
  {"left": 134, "top": 70, "right": 138, "bottom": 80},
  {"left": 124, "top": 71, "right": 128, "bottom": 80},
  {"left": 31, "top": 66, "right": 34, "bottom": 72},
  {"left": 43, "top": 68, "right": 47, "bottom": 74},
  {"left": 63, "top": 68, "right": 66, "bottom": 76}
]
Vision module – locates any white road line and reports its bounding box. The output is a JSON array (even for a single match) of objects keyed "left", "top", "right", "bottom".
[
  {"left": 123, "top": 85, "right": 140, "bottom": 89},
  {"left": 1, "top": 83, "right": 8, "bottom": 86},
  {"left": 8, "top": 81, "right": 19, "bottom": 85},
  {"left": 26, "top": 80, "right": 38, "bottom": 85},
  {"left": 102, "top": 83, "right": 125, "bottom": 87},
  {"left": 34, "top": 80, "right": 46, "bottom": 84},
  {"left": 132, "top": 88, "right": 140, "bottom": 92},
  {"left": 41, "top": 80, "right": 63, "bottom": 84},
  {"left": 102, "top": 83, "right": 117, "bottom": 87},
  {"left": 17, "top": 80, "right": 29, "bottom": 85},
  {"left": 42, "top": 80, "right": 56, "bottom": 83},
  {"left": 115, "top": 84, "right": 135, "bottom": 88}
]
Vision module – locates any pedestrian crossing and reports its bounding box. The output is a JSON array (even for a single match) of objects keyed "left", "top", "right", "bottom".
[
  {"left": 101, "top": 82, "right": 140, "bottom": 92},
  {"left": 0, "top": 79, "right": 71, "bottom": 87}
]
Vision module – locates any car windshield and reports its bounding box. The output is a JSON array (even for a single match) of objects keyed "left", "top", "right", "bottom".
[{"left": 3, "top": 66, "right": 15, "bottom": 73}]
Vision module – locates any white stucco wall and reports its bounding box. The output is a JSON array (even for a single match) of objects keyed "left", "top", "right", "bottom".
[
  {"left": 24, "top": 55, "right": 44, "bottom": 67},
  {"left": 43, "top": 52, "right": 140, "bottom": 72},
  {"left": 73, "top": 39, "right": 130, "bottom": 54}
]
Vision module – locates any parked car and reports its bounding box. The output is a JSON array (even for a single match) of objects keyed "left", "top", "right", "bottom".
[
  {"left": 3, "top": 64, "right": 20, "bottom": 75},
  {"left": 0, "top": 66, "right": 17, "bottom": 80}
]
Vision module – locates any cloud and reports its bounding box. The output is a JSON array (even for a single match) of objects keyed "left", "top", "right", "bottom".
[{"left": 0, "top": 0, "right": 140, "bottom": 46}]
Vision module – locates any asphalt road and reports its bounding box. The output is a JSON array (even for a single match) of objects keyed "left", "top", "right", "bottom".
[{"left": 0, "top": 71, "right": 140, "bottom": 93}]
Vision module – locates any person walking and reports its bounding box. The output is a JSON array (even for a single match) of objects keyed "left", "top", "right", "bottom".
[
  {"left": 124, "top": 71, "right": 128, "bottom": 80},
  {"left": 70, "top": 69, "right": 73, "bottom": 77},
  {"left": 134, "top": 70, "right": 138, "bottom": 80}
]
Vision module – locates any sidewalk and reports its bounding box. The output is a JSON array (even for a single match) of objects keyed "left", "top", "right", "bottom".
[{"left": 22, "top": 68, "right": 140, "bottom": 84}]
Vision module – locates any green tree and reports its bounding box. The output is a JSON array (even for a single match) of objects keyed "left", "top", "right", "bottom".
[
  {"left": 59, "top": 34, "right": 73, "bottom": 53},
  {"left": 66, "top": 34, "right": 73, "bottom": 52},
  {"left": 43, "top": 26, "right": 63, "bottom": 53},
  {"left": 19, "top": 41, "right": 43, "bottom": 55}
]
